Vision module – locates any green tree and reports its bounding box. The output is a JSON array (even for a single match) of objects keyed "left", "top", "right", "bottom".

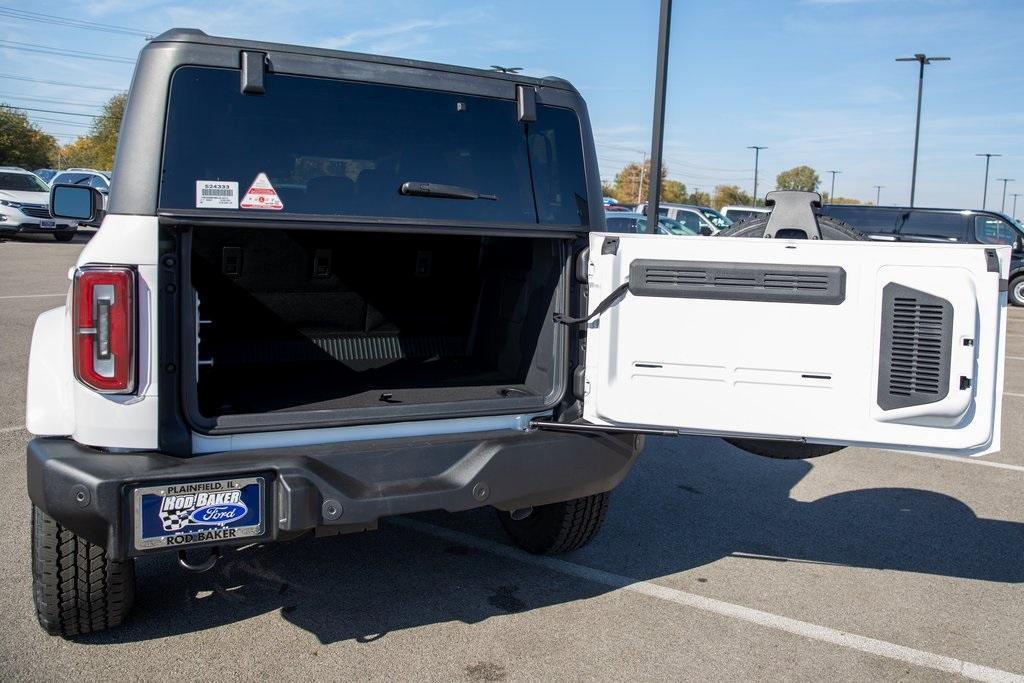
[
  {"left": 775, "top": 165, "right": 820, "bottom": 192},
  {"left": 59, "top": 92, "right": 126, "bottom": 170},
  {"left": 610, "top": 159, "right": 668, "bottom": 205},
  {"left": 661, "top": 179, "right": 687, "bottom": 203},
  {"left": 822, "top": 193, "right": 863, "bottom": 205},
  {"left": 688, "top": 190, "right": 711, "bottom": 207},
  {"left": 711, "top": 184, "right": 752, "bottom": 210},
  {"left": 0, "top": 106, "right": 58, "bottom": 169}
]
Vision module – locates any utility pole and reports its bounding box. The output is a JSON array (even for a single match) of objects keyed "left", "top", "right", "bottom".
[
  {"left": 747, "top": 146, "right": 766, "bottom": 206},
  {"left": 976, "top": 153, "right": 1001, "bottom": 209},
  {"left": 644, "top": 0, "right": 672, "bottom": 233},
  {"left": 1011, "top": 193, "right": 1022, "bottom": 220},
  {"left": 827, "top": 170, "right": 841, "bottom": 203},
  {"left": 636, "top": 153, "right": 647, "bottom": 205},
  {"left": 996, "top": 178, "right": 1014, "bottom": 213},
  {"left": 896, "top": 54, "right": 949, "bottom": 207},
  {"left": 874, "top": 185, "right": 884, "bottom": 206}
]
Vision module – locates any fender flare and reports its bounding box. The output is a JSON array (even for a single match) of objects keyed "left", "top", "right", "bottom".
[{"left": 26, "top": 306, "right": 74, "bottom": 436}]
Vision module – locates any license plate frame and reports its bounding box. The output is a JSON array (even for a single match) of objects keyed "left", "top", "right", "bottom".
[
  {"left": 39, "top": 219, "right": 55, "bottom": 229},
  {"left": 132, "top": 476, "right": 265, "bottom": 551}
]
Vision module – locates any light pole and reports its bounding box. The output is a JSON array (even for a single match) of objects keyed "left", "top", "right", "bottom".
[
  {"left": 896, "top": 54, "right": 949, "bottom": 207},
  {"left": 643, "top": 0, "right": 672, "bottom": 233},
  {"left": 1011, "top": 193, "right": 1022, "bottom": 220},
  {"left": 747, "top": 146, "right": 766, "bottom": 206},
  {"left": 827, "top": 170, "right": 841, "bottom": 203},
  {"left": 976, "top": 153, "right": 1001, "bottom": 208},
  {"left": 874, "top": 185, "right": 884, "bottom": 205},
  {"left": 996, "top": 178, "right": 1014, "bottom": 213}
]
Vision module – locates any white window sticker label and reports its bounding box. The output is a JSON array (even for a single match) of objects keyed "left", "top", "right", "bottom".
[
  {"left": 240, "top": 172, "right": 284, "bottom": 210},
  {"left": 195, "top": 181, "right": 238, "bottom": 209}
]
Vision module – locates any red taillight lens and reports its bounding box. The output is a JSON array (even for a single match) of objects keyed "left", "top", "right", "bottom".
[{"left": 73, "top": 266, "right": 136, "bottom": 393}]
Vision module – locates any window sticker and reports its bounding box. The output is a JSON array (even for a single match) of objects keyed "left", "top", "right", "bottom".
[
  {"left": 240, "top": 172, "right": 284, "bottom": 210},
  {"left": 195, "top": 180, "right": 238, "bottom": 209}
]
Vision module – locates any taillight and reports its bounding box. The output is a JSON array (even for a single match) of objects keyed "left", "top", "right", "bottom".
[{"left": 73, "top": 266, "right": 136, "bottom": 393}]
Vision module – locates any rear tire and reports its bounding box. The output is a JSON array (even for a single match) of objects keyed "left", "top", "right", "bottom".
[
  {"left": 498, "top": 493, "right": 609, "bottom": 554},
  {"left": 54, "top": 232, "right": 75, "bottom": 242},
  {"left": 1009, "top": 276, "right": 1024, "bottom": 307},
  {"left": 31, "top": 506, "right": 135, "bottom": 637},
  {"left": 716, "top": 212, "right": 862, "bottom": 459}
]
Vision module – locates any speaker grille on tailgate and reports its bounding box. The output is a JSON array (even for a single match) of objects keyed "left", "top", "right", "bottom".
[
  {"left": 628, "top": 260, "right": 846, "bottom": 304},
  {"left": 877, "top": 283, "right": 952, "bottom": 410}
]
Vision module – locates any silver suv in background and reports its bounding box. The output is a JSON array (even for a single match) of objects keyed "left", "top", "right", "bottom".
[
  {"left": 721, "top": 205, "right": 770, "bottom": 222},
  {"left": 634, "top": 202, "right": 732, "bottom": 234},
  {"left": 0, "top": 167, "right": 77, "bottom": 241}
]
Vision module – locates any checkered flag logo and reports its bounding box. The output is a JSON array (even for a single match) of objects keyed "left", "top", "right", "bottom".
[{"left": 159, "top": 508, "right": 193, "bottom": 531}]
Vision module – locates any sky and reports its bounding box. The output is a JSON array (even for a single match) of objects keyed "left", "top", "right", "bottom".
[{"left": 0, "top": 0, "right": 1021, "bottom": 213}]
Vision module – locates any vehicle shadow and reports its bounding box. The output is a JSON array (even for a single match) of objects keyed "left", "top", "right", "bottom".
[{"left": 77, "top": 436, "right": 1024, "bottom": 646}]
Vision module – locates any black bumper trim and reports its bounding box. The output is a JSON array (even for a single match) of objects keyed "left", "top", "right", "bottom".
[{"left": 27, "top": 429, "right": 641, "bottom": 560}]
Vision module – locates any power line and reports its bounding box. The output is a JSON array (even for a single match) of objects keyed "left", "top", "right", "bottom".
[
  {"left": 1, "top": 105, "right": 98, "bottom": 118},
  {"left": 27, "top": 116, "right": 94, "bottom": 128},
  {"left": 0, "top": 92, "right": 105, "bottom": 108},
  {"left": 0, "top": 6, "right": 154, "bottom": 37},
  {"left": 0, "top": 39, "right": 135, "bottom": 64},
  {"left": 0, "top": 73, "right": 124, "bottom": 91}
]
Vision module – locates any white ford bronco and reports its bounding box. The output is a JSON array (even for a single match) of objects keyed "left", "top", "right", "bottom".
[{"left": 28, "top": 29, "right": 1007, "bottom": 636}]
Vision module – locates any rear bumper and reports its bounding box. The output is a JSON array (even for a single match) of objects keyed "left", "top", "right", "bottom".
[{"left": 27, "top": 429, "right": 642, "bottom": 560}]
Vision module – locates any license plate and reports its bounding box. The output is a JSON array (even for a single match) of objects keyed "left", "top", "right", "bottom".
[
  {"left": 40, "top": 220, "right": 55, "bottom": 229},
  {"left": 132, "top": 476, "right": 265, "bottom": 551}
]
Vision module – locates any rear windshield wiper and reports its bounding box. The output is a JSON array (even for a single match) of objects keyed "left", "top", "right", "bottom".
[{"left": 399, "top": 181, "right": 497, "bottom": 201}]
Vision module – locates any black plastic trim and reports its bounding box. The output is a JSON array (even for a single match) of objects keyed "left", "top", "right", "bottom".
[
  {"left": 877, "top": 283, "right": 953, "bottom": 411},
  {"left": 27, "top": 429, "right": 641, "bottom": 560},
  {"left": 240, "top": 50, "right": 266, "bottom": 94},
  {"left": 628, "top": 260, "right": 846, "bottom": 305}
]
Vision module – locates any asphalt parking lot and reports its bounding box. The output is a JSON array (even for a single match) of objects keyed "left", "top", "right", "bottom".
[{"left": 1, "top": 234, "right": 1022, "bottom": 681}]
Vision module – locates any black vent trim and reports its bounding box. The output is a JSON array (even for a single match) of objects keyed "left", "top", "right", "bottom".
[
  {"left": 628, "top": 260, "right": 846, "bottom": 305},
  {"left": 877, "top": 283, "right": 953, "bottom": 411}
]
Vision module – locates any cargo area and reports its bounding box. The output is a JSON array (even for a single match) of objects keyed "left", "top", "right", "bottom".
[{"left": 187, "top": 227, "right": 567, "bottom": 426}]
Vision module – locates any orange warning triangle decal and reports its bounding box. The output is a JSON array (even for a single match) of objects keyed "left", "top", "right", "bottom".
[{"left": 240, "top": 172, "right": 284, "bottom": 210}]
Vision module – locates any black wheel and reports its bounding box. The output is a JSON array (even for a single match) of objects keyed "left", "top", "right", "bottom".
[
  {"left": 31, "top": 506, "right": 135, "bottom": 637},
  {"left": 54, "top": 232, "right": 75, "bottom": 242},
  {"left": 1009, "top": 276, "right": 1024, "bottom": 307},
  {"left": 498, "top": 493, "right": 609, "bottom": 554},
  {"left": 718, "top": 214, "right": 865, "bottom": 241},
  {"left": 716, "top": 212, "right": 863, "bottom": 459}
]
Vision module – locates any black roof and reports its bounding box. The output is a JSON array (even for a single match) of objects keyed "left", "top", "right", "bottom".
[{"left": 149, "top": 29, "right": 579, "bottom": 94}]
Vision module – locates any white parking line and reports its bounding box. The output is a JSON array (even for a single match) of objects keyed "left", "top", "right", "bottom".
[
  {"left": 899, "top": 451, "right": 1024, "bottom": 473},
  {"left": 0, "top": 293, "right": 65, "bottom": 300},
  {"left": 0, "top": 424, "right": 25, "bottom": 434},
  {"left": 396, "top": 518, "right": 1023, "bottom": 683},
  {"left": 1003, "top": 392, "right": 1024, "bottom": 399}
]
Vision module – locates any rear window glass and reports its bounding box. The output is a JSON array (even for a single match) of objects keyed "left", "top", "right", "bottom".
[
  {"left": 898, "top": 211, "right": 966, "bottom": 242},
  {"left": 822, "top": 206, "right": 902, "bottom": 234},
  {"left": 974, "top": 215, "right": 1021, "bottom": 245},
  {"left": 160, "top": 66, "right": 588, "bottom": 226}
]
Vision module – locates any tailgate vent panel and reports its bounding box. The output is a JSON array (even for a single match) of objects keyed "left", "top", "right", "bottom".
[
  {"left": 629, "top": 260, "right": 846, "bottom": 304},
  {"left": 877, "top": 283, "right": 953, "bottom": 410}
]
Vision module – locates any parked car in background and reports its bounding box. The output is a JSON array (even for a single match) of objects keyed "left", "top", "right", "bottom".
[
  {"left": 605, "top": 212, "right": 700, "bottom": 235},
  {"left": 0, "top": 167, "right": 77, "bottom": 241},
  {"left": 635, "top": 202, "right": 732, "bottom": 234},
  {"left": 33, "top": 169, "right": 58, "bottom": 183},
  {"left": 820, "top": 204, "right": 1024, "bottom": 305},
  {"left": 721, "top": 205, "right": 770, "bottom": 222}
]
